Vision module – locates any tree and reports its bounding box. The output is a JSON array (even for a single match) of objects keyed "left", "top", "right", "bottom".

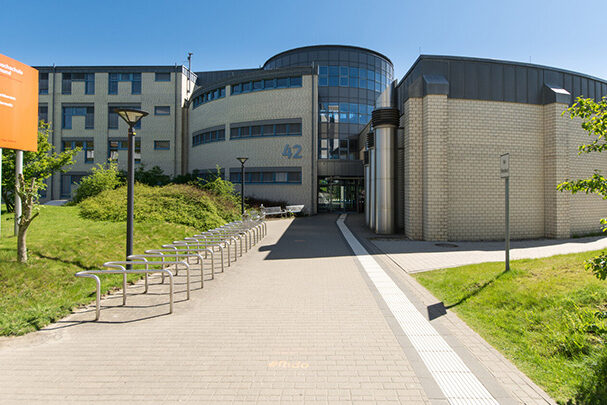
[
  {"left": 2, "top": 121, "right": 79, "bottom": 262},
  {"left": 558, "top": 96, "right": 607, "bottom": 280},
  {"left": 2, "top": 122, "right": 79, "bottom": 212}
]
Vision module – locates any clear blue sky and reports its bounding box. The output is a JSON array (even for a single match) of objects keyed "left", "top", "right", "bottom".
[{"left": 2, "top": 0, "right": 606, "bottom": 81}]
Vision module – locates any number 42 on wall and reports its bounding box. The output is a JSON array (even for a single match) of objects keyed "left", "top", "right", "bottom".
[{"left": 282, "top": 144, "right": 302, "bottom": 159}]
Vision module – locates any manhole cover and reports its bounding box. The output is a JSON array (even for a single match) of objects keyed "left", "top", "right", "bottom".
[{"left": 435, "top": 243, "right": 459, "bottom": 248}]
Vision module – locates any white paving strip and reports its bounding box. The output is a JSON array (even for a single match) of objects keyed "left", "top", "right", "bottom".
[{"left": 337, "top": 215, "right": 499, "bottom": 405}]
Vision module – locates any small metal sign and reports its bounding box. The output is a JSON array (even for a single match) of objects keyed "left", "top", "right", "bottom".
[{"left": 500, "top": 153, "right": 510, "bottom": 178}]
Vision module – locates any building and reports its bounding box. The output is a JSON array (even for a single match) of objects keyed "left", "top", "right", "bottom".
[{"left": 36, "top": 46, "right": 607, "bottom": 240}]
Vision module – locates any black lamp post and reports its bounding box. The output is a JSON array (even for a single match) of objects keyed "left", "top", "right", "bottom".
[
  {"left": 236, "top": 157, "right": 248, "bottom": 216},
  {"left": 114, "top": 108, "right": 148, "bottom": 265}
]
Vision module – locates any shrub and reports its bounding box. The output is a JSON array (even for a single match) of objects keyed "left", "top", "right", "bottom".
[
  {"left": 78, "top": 183, "right": 240, "bottom": 230},
  {"left": 71, "top": 161, "right": 120, "bottom": 204}
]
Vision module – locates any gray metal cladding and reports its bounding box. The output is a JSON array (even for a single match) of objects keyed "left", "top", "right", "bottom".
[{"left": 396, "top": 55, "right": 607, "bottom": 107}]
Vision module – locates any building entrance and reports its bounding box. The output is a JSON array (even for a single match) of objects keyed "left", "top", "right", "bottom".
[{"left": 317, "top": 177, "right": 364, "bottom": 213}]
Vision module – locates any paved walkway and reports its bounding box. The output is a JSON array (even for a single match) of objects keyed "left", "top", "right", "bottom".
[
  {"left": 0, "top": 214, "right": 554, "bottom": 404},
  {"left": 367, "top": 221, "right": 607, "bottom": 273}
]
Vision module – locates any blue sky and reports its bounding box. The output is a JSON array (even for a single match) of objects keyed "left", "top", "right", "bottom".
[{"left": 2, "top": 0, "right": 606, "bottom": 81}]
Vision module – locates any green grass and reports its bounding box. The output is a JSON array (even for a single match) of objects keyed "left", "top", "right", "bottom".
[
  {"left": 413, "top": 253, "right": 607, "bottom": 404},
  {"left": 0, "top": 205, "right": 198, "bottom": 336}
]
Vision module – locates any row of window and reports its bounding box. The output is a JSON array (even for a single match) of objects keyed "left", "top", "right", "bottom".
[
  {"left": 57, "top": 105, "right": 171, "bottom": 129},
  {"left": 319, "top": 102, "right": 374, "bottom": 125},
  {"left": 40, "top": 72, "right": 172, "bottom": 95},
  {"left": 192, "top": 129, "right": 226, "bottom": 146},
  {"left": 231, "top": 76, "right": 302, "bottom": 95},
  {"left": 60, "top": 139, "right": 170, "bottom": 164},
  {"left": 192, "top": 87, "right": 226, "bottom": 108},
  {"left": 318, "top": 66, "right": 390, "bottom": 92},
  {"left": 230, "top": 122, "right": 301, "bottom": 139},
  {"left": 229, "top": 170, "right": 302, "bottom": 184}
]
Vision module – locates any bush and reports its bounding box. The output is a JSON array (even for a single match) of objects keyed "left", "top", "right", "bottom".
[
  {"left": 78, "top": 183, "right": 240, "bottom": 230},
  {"left": 71, "top": 161, "right": 120, "bottom": 204}
]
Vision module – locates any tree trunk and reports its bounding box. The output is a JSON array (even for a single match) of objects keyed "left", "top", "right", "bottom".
[{"left": 17, "top": 224, "right": 27, "bottom": 262}]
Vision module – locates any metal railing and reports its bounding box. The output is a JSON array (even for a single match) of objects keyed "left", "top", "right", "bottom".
[{"left": 75, "top": 217, "right": 266, "bottom": 321}]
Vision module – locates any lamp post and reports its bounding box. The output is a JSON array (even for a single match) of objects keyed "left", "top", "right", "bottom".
[
  {"left": 114, "top": 108, "right": 148, "bottom": 265},
  {"left": 236, "top": 157, "right": 248, "bottom": 216}
]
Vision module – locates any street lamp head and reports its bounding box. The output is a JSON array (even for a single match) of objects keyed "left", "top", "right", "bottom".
[
  {"left": 236, "top": 157, "right": 248, "bottom": 165},
  {"left": 114, "top": 108, "right": 148, "bottom": 128}
]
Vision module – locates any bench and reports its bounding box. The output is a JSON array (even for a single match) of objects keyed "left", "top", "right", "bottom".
[
  {"left": 262, "top": 206, "right": 287, "bottom": 217},
  {"left": 285, "top": 205, "right": 304, "bottom": 215}
]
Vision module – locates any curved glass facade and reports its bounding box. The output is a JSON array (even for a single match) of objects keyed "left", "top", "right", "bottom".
[{"left": 264, "top": 45, "right": 394, "bottom": 160}]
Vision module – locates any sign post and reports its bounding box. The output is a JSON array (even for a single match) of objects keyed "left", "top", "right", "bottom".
[{"left": 500, "top": 153, "right": 510, "bottom": 271}]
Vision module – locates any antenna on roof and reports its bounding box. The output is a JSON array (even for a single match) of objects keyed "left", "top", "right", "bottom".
[{"left": 187, "top": 52, "right": 193, "bottom": 94}]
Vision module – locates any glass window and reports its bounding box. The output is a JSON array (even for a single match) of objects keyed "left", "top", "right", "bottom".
[
  {"left": 261, "top": 172, "right": 274, "bottom": 183},
  {"left": 155, "top": 72, "right": 170, "bottom": 81},
  {"left": 242, "top": 82, "right": 252, "bottom": 92},
  {"left": 231, "top": 83, "right": 241, "bottom": 94},
  {"left": 62, "top": 73, "right": 72, "bottom": 94},
  {"left": 288, "top": 123, "right": 301, "bottom": 135},
  {"left": 287, "top": 171, "right": 301, "bottom": 183},
  {"left": 328, "top": 66, "right": 338, "bottom": 76},
  {"left": 219, "top": 87, "right": 225, "bottom": 97},
  {"left": 240, "top": 126, "right": 250, "bottom": 137},
  {"left": 275, "top": 172, "right": 287, "bottom": 182},
  {"left": 328, "top": 76, "right": 338, "bottom": 87},
  {"left": 262, "top": 125, "right": 274, "bottom": 136},
  {"left": 251, "top": 126, "right": 262, "bottom": 136},
  {"left": 319, "top": 66, "right": 328, "bottom": 75},
  {"left": 39, "top": 73, "right": 49, "bottom": 94},
  {"left": 349, "top": 67, "right": 359, "bottom": 78},
  {"left": 275, "top": 124, "right": 287, "bottom": 135},
  {"left": 289, "top": 76, "right": 302, "bottom": 87},
  {"left": 276, "top": 77, "right": 288, "bottom": 88},
  {"left": 154, "top": 140, "right": 170, "bottom": 150},
  {"left": 264, "top": 79, "right": 275, "bottom": 89},
  {"left": 132, "top": 73, "right": 141, "bottom": 94},
  {"left": 319, "top": 77, "right": 328, "bottom": 86},
  {"left": 253, "top": 80, "right": 263, "bottom": 91},
  {"left": 230, "top": 128, "right": 240, "bottom": 139},
  {"left": 154, "top": 106, "right": 170, "bottom": 115},
  {"left": 38, "top": 106, "right": 48, "bottom": 122},
  {"left": 340, "top": 66, "right": 348, "bottom": 76}
]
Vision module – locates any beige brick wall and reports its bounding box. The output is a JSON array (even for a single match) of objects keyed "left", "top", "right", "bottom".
[
  {"left": 400, "top": 96, "right": 607, "bottom": 240},
  {"left": 567, "top": 113, "right": 607, "bottom": 236},
  {"left": 402, "top": 98, "right": 423, "bottom": 240},
  {"left": 188, "top": 75, "right": 316, "bottom": 214},
  {"left": 422, "top": 95, "right": 448, "bottom": 240}
]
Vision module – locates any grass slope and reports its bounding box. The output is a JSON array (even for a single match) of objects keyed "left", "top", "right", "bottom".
[
  {"left": 413, "top": 253, "right": 607, "bottom": 404},
  {"left": 0, "top": 205, "right": 199, "bottom": 336}
]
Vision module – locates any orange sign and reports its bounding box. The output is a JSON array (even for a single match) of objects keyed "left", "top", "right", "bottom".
[{"left": 0, "top": 53, "right": 38, "bottom": 151}]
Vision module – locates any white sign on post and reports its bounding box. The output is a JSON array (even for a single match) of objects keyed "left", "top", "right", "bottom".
[{"left": 500, "top": 153, "right": 509, "bottom": 178}]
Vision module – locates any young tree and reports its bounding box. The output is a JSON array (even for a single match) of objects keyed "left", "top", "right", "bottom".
[
  {"left": 2, "top": 121, "right": 79, "bottom": 262},
  {"left": 558, "top": 96, "right": 607, "bottom": 280}
]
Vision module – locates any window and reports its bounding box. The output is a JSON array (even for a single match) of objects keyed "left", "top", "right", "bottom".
[
  {"left": 109, "top": 72, "right": 141, "bottom": 95},
  {"left": 108, "top": 138, "right": 141, "bottom": 162},
  {"left": 108, "top": 106, "right": 141, "bottom": 129},
  {"left": 192, "top": 128, "right": 226, "bottom": 146},
  {"left": 155, "top": 72, "right": 170, "bottom": 82},
  {"left": 62, "top": 73, "right": 94, "bottom": 95},
  {"left": 39, "top": 73, "right": 49, "bottom": 94},
  {"left": 63, "top": 139, "right": 95, "bottom": 163},
  {"left": 317, "top": 65, "right": 391, "bottom": 91},
  {"left": 229, "top": 168, "right": 302, "bottom": 184},
  {"left": 192, "top": 86, "right": 226, "bottom": 108},
  {"left": 62, "top": 106, "right": 94, "bottom": 129},
  {"left": 230, "top": 120, "right": 302, "bottom": 140},
  {"left": 38, "top": 105, "right": 48, "bottom": 123},
  {"left": 154, "top": 106, "right": 170, "bottom": 115},
  {"left": 61, "top": 174, "right": 86, "bottom": 198},
  {"left": 229, "top": 76, "right": 302, "bottom": 96},
  {"left": 154, "top": 140, "right": 170, "bottom": 150}
]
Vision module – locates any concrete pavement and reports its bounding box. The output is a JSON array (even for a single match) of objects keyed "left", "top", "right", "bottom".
[{"left": 0, "top": 214, "right": 555, "bottom": 404}]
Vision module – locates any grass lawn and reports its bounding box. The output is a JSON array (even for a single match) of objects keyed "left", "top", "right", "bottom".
[
  {"left": 0, "top": 205, "right": 198, "bottom": 336},
  {"left": 413, "top": 253, "right": 607, "bottom": 404}
]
